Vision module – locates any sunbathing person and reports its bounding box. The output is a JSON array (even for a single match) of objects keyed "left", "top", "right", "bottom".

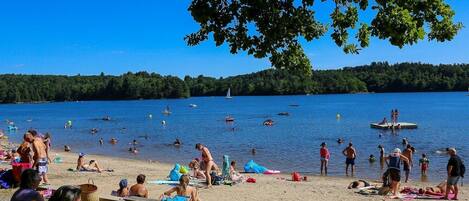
[
  {"left": 348, "top": 180, "right": 371, "bottom": 189},
  {"left": 76, "top": 153, "right": 102, "bottom": 173},
  {"left": 162, "top": 175, "right": 199, "bottom": 201},
  {"left": 188, "top": 160, "right": 206, "bottom": 179},
  {"left": 64, "top": 145, "right": 71, "bottom": 152},
  {"left": 129, "top": 174, "right": 148, "bottom": 198},
  {"left": 116, "top": 179, "right": 129, "bottom": 197},
  {"left": 421, "top": 181, "right": 449, "bottom": 195}
]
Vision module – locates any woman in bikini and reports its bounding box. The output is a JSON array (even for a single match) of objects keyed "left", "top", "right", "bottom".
[
  {"left": 195, "top": 143, "right": 219, "bottom": 188},
  {"left": 162, "top": 175, "right": 199, "bottom": 201}
]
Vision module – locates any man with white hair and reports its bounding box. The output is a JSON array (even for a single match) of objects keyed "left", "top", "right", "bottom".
[
  {"left": 384, "top": 148, "right": 409, "bottom": 197},
  {"left": 445, "top": 148, "right": 463, "bottom": 200}
]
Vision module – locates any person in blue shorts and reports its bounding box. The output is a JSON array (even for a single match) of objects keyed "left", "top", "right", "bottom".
[{"left": 342, "top": 143, "right": 357, "bottom": 176}]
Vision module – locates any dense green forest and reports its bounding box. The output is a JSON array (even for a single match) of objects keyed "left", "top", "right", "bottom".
[{"left": 0, "top": 62, "right": 468, "bottom": 103}]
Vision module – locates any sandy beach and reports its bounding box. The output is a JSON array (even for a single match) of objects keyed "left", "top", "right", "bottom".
[{"left": 0, "top": 141, "right": 467, "bottom": 201}]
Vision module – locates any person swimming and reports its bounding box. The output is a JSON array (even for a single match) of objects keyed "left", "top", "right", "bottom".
[
  {"left": 251, "top": 148, "right": 256, "bottom": 155},
  {"left": 110, "top": 138, "right": 118, "bottom": 144},
  {"left": 99, "top": 138, "right": 104, "bottom": 146},
  {"left": 369, "top": 154, "right": 376, "bottom": 163},
  {"left": 91, "top": 128, "right": 98, "bottom": 134},
  {"left": 337, "top": 138, "right": 344, "bottom": 144},
  {"left": 173, "top": 138, "right": 181, "bottom": 146}
]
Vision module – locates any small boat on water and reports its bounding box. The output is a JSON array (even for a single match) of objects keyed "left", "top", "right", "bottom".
[
  {"left": 370, "top": 122, "right": 417, "bottom": 129},
  {"left": 277, "top": 112, "right": 289, "bottom": 116},
  {"left": 225, "top": 88, "right": 233, "bottom": 99},
  {"left": 189, "top": 104, "right": 197, "bottom": 108}
]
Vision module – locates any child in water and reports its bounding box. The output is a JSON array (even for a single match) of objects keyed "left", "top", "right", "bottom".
[
  {"left": 419, "top": 153, "right": 430, "bottom": 176},
  {"left": 368, "top": 154, "right": 376, "bottom": 163}
]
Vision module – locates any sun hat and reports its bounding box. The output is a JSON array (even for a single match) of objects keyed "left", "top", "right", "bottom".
[{"left": 393, "top": 148, "right": 401, "bottom": 153}]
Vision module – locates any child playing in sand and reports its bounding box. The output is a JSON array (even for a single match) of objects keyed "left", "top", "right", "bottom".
[
  {"left": 188, "top": 160, "right": 206, "bottom": 180},
  {"left": 419, "top": 153, "right": 429, "bottom": 176}
]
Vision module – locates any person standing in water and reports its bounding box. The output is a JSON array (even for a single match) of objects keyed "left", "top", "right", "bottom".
[
  {"left": 384, "top": 148, "right": 409, "bottom": 197},
  {"left": 394, "top": 109, "right": 399, "bottom": 123},
  {"left": 378, "top": 145, "right": 385, "bottom": 169},
  {"left": 320, "top": 142, "right": 330, "bottom": 175},
  {"left": 402, "top": 144, "right": 414, "bottom": 183},
  {"left": 342, "top": 143, "right": 357, "bottom": 176},
  {"left": 195, "top": 143, "right": 220, "bottom": 188}
]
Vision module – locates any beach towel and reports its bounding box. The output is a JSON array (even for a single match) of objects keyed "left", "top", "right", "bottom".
[
  {"left": 169, "top": 164, "right": 182, "bottom": 181},
  {"left": 161, "top": 195, "right": 188, "bottom": 201},
  {"left": 222, "top": 155, "right": 230, "bottom": 180},
  {"left": 243, "top": 160, "right": 267, "bottom": 174}
]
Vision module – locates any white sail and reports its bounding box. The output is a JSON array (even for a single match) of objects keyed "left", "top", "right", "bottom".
[{"left": 225, "top": 88, "right": 232, "bottom": 99}]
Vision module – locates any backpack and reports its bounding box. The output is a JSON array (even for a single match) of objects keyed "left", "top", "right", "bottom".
[
  {"left": 210, "top": 172, "right": 223, "bottom": 185},
  {"left": 292, "top": 172, "right": 301, "bottom": 182}
]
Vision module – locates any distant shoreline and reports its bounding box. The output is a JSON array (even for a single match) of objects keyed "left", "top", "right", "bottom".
[{"left": 2, "top": 90, "right": 467, "bottom": 105}]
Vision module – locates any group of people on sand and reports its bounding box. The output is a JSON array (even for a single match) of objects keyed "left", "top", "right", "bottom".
[
  {"left": 320, "top": 138, "right": 464, "bottom": 200},
  {"left": 16, "top": 130, "right": 52, "bottom": 185},
  {"left": 114, "top": 174, "right": 199, "bottom": 201}
]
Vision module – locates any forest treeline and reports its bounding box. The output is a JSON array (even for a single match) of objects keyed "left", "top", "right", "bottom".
[{"left": 1, "top": 62, "right": 468, "bottom": 103}]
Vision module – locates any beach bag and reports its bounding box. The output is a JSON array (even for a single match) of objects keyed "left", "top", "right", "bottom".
[
  {"left": 179, "top": 166, "right": 189, "bottom": 174},
  {"left": 170, "top": 164, "right": 183, "bottom": 181},
  {"left": 0, "top": 170, "right": 14, "bottom": 189},
  {"left": 210, "top": 172, "right": 223, "bottom": 185},
  {"left": 222, "top": 155, "right": 231, "bottom": 180},
  {"left": 11, "top": 162, "right": 31, "bottom": 183},
  {"left": 79, "top": 179, "right": 98, "bottom": 201},
  {"left": 292, "top": 172, "right": 301, "bottom": 182}
]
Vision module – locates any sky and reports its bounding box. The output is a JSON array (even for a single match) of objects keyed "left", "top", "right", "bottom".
[{"left": 0, "top": 0, "right": 468, "bottom": 78}]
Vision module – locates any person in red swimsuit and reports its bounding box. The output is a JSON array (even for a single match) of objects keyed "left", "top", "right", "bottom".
[
  {"left": 320, "top": 142, "right": 330, "bottom": 175},
  {"left": 195, "top": 143, "right": 220, "bottom": 188}
]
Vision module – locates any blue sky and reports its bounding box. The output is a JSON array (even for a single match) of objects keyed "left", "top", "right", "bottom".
[{"left": 0, "top": 0, "right": 467, "bottom": 77}]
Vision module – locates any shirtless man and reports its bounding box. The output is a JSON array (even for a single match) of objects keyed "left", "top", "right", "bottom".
[
  {"left": 195, "top": 143, "right": 219, "bottom": 187},
  {"left": 27, "top": 131, "right": 50, "bottom": 185},
  {"left": 129, "top": 174, "right": 148, "bottom": 198},
  {"left": 342, "top": 143, "right": 357, "bottom": 176},
  {"left": 402, "top": 144, "right": 413, "bottom": 183}
]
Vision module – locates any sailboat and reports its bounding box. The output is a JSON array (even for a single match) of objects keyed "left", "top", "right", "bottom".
[
  {"left": 225, "top": 88, "right": 233, "bottom": 99},
  {"left": 162, "top": 105, "right": 172, "bottom": 115}
]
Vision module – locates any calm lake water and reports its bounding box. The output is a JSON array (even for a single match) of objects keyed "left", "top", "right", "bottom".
[{"left": 1, "top": 92, "right": 468, "bottom": 182}]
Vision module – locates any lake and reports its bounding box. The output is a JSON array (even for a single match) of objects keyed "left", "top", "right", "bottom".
[{"left": 1, "top": 92, "right": 468, "bottom": 182}]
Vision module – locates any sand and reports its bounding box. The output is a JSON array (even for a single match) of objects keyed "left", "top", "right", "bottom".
[{"left": 0, "top": 144, "right": 468, "bottom": 200}]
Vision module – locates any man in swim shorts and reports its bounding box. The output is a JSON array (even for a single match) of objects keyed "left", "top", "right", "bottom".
[
  {"left": 29, "top": 131, "right": 50, "bottom": 185},
  {"left": 342, "top": 143, "right": 357, "bottom": 176},
  {"left": 402, "top": 144, "right": 413, "bottom": 183}
]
